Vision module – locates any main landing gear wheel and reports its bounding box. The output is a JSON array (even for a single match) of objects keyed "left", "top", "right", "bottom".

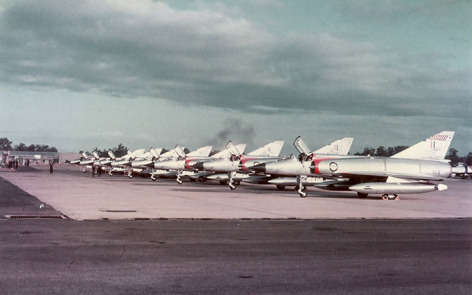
[
  {"left": 276, "top": 185, "right": 285, "bottom": 191},
  {"left": 298, "top": 186, "right": 307, "bottom": 198},
  {"left": 357, "top": 192, "right": 368, "bottom": 198},
  {"left": 382, "top": 194, "right": 399, "bottom": 200}
]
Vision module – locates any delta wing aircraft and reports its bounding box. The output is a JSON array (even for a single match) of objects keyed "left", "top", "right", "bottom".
[
  {"left": 128, "top": 148, "right": 163, "bottom": 177},
  {"left": 252, "top": 131, "right": 454, "bottom": 199},
  {"left": 77, "top": 151, "right": 113, "bottom": 173},
  {"left": 109, "top": 148, "right": 159, "bottom": 176},
  {"left": 152, "top": 145, "right": 213, "bottom": 184},
  {"left": 246, "top": 137, "right": 354, "bottom": 189},
  {"left": 196, "top": 141, "right": 284, "bottom": 189},
  {"left": 188, "top": 143, "right": 248, "bottom": 182},
  {"left": 451, "top": 163, "right": 471, "bottom": 179},
  {"left": 150, "top": 146, "right": 190, "bottom": 180}
]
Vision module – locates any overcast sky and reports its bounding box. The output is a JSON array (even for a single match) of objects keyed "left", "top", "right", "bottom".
[{"left": 0, "top": 0, "right": 470, "bottom": 155}]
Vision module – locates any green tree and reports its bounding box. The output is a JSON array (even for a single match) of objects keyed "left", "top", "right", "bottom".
[
  {"left": 0, "top": 137, "right": 12, "bottom": 150},
  {"left": 14, "top": 143, "right": 28, "bottom": 151},
  {"left": 376, "top": 146, "right": 388, "bottom": 157},
  {"left": 446, "top": 148, "right": 460, "bottom": 165},
  {"left": 112, "top": 143, "right": 128, "bottom": 158},
  {"left": 465, "top": 152, "right": 472, "bottom": 166},
  {"left": 355, "top": 147, "right": 375, "bottom": 156}
]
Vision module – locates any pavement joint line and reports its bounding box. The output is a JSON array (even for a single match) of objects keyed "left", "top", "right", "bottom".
[
  {"left": 4, "top": 215, "right": 66, "bottom": 219},
  {"left": 100, "top": 210, "right": 138, "bottom": 213}
]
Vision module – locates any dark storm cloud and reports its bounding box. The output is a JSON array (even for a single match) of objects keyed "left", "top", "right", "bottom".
[{"left": 0, "top": 0, "right": 470, "bottom": 119}]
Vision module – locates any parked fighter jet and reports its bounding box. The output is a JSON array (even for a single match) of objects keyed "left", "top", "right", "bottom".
[
  {"left": 126, "top": 148, "right": 163, "bottom": 177},
  {"left": 252, "top": 131, "right": 454, "bottom": 199},
  {"left": 451, "top": 163, "right": 471, "bottom": 179},
  {"left": 245, "top": 137, "right": 354, "bottom": 189},
  {"left": 150, "top": 146, "right": 190, "bottom": 180},
  {"left": 77, "top": 151, "right": 113, "bottom": 173},
  {"left": 152, "top": 145, "right": 213, "bottom": 184},
  {"left": 109, "top": 148, "right": 159, "bottom": 177},
  {"left": 197, "top": 141, "right": 284, "bottom": 189}
]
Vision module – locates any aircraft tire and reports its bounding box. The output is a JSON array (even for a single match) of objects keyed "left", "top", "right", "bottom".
[
  {"left": 298, "top": 186, "right": 307, "bottom": 198},
  {"left": 383, "top": 194, "right": 398, "bottom": 200},
  {"left": 276, "top": 185, "right": 285, "bottom": 190}
]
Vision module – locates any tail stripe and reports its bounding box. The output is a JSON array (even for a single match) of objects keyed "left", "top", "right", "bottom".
[{"left": 429, "top": 134, "right": 450, "bottom": 141}]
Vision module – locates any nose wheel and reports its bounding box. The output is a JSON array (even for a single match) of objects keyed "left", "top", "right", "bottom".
[
  {"left": 298, "top": 186, "right": 307, "bottom": 198},
  {"left": 296, "top": 175, "right": 307, "bottom": 198},
  {"left": 228, "top": 172, "right": 238, "bottom": 190},
  {"left": 176, "top": 170, "right": 183, "bottom": 184}
]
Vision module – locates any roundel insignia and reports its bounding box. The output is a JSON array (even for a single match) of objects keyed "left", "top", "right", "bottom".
[{"left": 329, "top": 162, "right": 338, "bottom": 172}]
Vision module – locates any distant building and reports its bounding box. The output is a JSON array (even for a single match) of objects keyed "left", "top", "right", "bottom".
[
  {"left": 59, "top": 152, "right": 82, "bottom": 163},
  {"left": 1, "top": 150, "right": 61, "bottom": 165}
]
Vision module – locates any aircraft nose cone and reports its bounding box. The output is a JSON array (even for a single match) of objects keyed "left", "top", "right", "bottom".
[
  {"left": 193, "top": 162, "right": 204, "bottom": 171},
  {"left": 251, "top": 163, "right": 266, "bottom": 173}
]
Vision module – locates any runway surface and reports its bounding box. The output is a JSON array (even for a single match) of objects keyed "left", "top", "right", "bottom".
[{"left": 1, "top": 165, "right": 471, "bottom": 294}]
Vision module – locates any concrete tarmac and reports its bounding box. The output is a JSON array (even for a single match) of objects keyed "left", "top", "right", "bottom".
[
  {"left": 0, "top": 218, "right": 471, "bottom": 294},
  {"left": 1, "top": 164, "right": 471, "bottom": 220},
  {"left": 1, "top": 165, "right": 471, "bottom": 294}
]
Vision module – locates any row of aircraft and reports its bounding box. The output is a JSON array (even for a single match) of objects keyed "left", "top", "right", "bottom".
[{"left": 70, "top": 131, "right": 462, "bottom": 200}]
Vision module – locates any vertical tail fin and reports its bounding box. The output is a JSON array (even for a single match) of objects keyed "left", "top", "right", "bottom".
[
  {"left": 187, "top": 146, "right": 213, "bottom": 157},
  {"left": 391, "top": 131, "right": 455, "bottom": 160},
  {"left": 150, "top": 148, "right": 162, "bottom": 158},
  {"left": 248, "top": 141, "right": 284, "bottom": 157},
  {"left": 212, "top": 143, "right": 247, "bottom": 158},
  {"left": 313, "top": 137, "right": 354, "bottom": 155}
]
